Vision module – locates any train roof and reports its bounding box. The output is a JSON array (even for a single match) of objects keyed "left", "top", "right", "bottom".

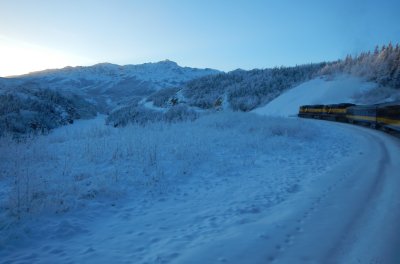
[
  {"left": 302, "top": 104, "right": 325, "bottom": 108},
  {"left": 299, "top": 102, "right": 399, "bottom": 110},
  {"left": 375, "top": 101, "right": 400, "bottom": 107},
  {"left": 299, "top": 103, "right": 354, "bottom": 108},
  {"left": 348, "top": 104, "right": 377, "bottom": 109},
  {"left": 325, "top": 103, "right": 355, "bottom": 108},
  {"left": 348, "top": 101, "right": 400, "bottom": 109}
]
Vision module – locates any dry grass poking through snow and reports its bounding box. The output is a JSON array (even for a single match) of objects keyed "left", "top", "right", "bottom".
[{"left": 0, "top": 112, "right": 348, "bottom": 227}]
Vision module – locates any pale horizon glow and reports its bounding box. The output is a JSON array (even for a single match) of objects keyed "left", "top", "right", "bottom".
[
  {"left": 1, "top": 0, "right": 400, "bottom": 77},
  {"left": 0, "top": 35, "right": 94, "bottom": 77}
]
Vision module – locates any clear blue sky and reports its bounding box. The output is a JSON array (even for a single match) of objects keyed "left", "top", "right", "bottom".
[{"left": 1, "top": 0, "right": 400, "bottom": 76}]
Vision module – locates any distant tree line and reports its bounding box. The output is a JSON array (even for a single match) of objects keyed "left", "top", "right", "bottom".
[{"left": 320, "top": 43, "right": 400, "bottom": 89}]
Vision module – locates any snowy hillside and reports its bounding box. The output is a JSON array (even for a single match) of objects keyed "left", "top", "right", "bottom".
[
  {"left": 179, "top": 63, "right": 325, "bottom": 111},
  {"left": 253, "top": 74, "right": 380, "bottom": 117}
]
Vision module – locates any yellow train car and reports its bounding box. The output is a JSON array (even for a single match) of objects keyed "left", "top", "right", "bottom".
[
  {"left": 299, "top": 102, "right": 400, "bottom": 135},
  {"left": 299, "top": 103, "right": 354, "bottom": 121},
  {"left": 298, "top": 105, "right": 325, "bottom": 118},
  {"left": 323, "top": 103, "right": 355, "bottom": 121}
]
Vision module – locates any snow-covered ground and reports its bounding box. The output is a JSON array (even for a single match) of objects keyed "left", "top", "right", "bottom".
[
  {"left": 175, "top": 121, "right": 400, "bottom": 264},
  {"left": 1, "top": 74, "right": 399, "bottom": 263},
  {"left": 0, "top": 112, "right": 356, "bottom": 263},
  {"left": 253, "top": 74, "right": 378, "bottom": 117}
]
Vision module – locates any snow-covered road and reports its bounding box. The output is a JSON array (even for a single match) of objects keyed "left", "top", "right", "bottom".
[{"left": 177, "top": 121, "right": 400, "bottom": 264}]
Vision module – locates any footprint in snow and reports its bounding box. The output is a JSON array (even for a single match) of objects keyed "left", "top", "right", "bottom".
[
  {"left": 50, "top": 248, "right": 64, "bottom": 255},
  {"left": 83, "top": 247, "right": 95, "bottom": 254}
]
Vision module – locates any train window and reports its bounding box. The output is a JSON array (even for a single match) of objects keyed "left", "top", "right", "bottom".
[{"left": 378, "top": 105, "right": 400, "bottom": 119}]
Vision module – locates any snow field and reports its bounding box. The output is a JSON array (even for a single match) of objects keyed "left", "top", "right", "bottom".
[
  {"left": 253, "top": 74, "right": 378, "bottom": 117},
  {"left": 0, "top": 113, "right": 356, "bottom": 263}
]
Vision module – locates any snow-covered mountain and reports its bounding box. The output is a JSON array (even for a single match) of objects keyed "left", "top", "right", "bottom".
[
  {"left": 18, "top": 60, "right": 219, "bottom": 89},
  {"left": 2, "top": 60, "right": 220, "bottom": 111}
]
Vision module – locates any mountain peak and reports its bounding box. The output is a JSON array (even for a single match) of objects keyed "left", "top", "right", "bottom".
[
  {"left": 158, "top": 59, "right": 178, "bottom": 66},
  {"left": 148, "top": 59, "right": 179, "bottom": 68},
  {"left": 92, "top": 62, "right": 119, "bottom": 68}
]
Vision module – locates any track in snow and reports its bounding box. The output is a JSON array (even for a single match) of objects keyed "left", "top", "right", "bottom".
[
  {"left": 176, "top": 121, "right": 400, "bottom": 264},
  {"left": 266, "top": 122, "right": 400, "bottom": 264}
]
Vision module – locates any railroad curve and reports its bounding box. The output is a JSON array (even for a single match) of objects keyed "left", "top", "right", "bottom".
[
  {"left": 262, "top": 121, "right": 400, "bottom": 264},
  {"left": 327, "top": 123, "right": 400, "bottom": 263},
  {"left": 175, "top": 120, "right": 400, "bottom": 264}
]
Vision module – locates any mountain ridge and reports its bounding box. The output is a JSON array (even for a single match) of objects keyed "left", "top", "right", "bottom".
[
  {"left": 1, "top": 60, "right": 220, "bottom": 110},
  {"left": 11, "top": 60, "right": 220, "bottom": 84}
]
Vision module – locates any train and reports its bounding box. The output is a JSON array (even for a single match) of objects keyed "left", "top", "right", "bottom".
[{"left": 298, "top": 102, "right": 400, "bottom": 134}]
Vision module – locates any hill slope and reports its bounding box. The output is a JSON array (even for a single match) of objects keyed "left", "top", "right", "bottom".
[{"left": 253, "top": 75, "right": 379, "bottom": 117}]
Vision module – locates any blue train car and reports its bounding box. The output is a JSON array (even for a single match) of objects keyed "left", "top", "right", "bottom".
[
  {"left": 377, "top": 103, "right": 400, "bottom": 132},
  {"left": 346, "top": 105, "right": 378, "bottom": 128}
]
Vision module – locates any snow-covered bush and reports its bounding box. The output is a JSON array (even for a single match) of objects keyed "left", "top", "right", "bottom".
[
  {"left": 105, "top": 105, "right": 163, "bottom": 127},
  {"left": 0, "top": 88, "right": 96, "bottom": 137},
  {"left": 163, "top": 104, "right": 198, "bottom": 123},
  {"left": 106, "top": 104, "right": 199, "bottom": 127},
  {"left": 147, "top": 87, "right": 181, "bottom": 107}
]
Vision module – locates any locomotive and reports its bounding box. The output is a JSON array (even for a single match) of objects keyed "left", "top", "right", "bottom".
[{"left": 298, "top": 102, "right": 400, "bottom": 134}]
